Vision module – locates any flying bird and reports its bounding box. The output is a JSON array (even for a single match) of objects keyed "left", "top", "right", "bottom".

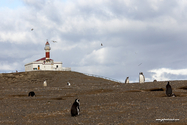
[
  {"left": 31, "top": 28, "right": 34, "bottom": 31},
  {"left": 101, "top": 43, "right": 103, "bottom": 46},
  {"left": 52, "top": 40, "right": 57, "bottom": 43},
  {"left": 138, "top": 63, "right": 142, "bottom": 66}
]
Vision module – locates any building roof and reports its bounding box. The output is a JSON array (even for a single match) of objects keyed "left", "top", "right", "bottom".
[
  {"left": 45, "top": 41, "right": 50, "bottom": 45},
  {"left": 35, "top": 57, "right": 53, "bottom": 62}
]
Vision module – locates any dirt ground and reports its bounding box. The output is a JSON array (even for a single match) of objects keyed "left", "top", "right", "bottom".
[{"left": 0, "top": 71, "right": 187, "bottom": 125}]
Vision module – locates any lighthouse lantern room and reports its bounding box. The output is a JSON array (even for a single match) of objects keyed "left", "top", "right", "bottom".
[{"left": 24, "top": 41, "right": 71, "bottom": 71}]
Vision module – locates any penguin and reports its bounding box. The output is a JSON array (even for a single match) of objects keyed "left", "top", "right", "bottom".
[
  {"left": 28, "top": 91, "right": 36, "bottom": 97},
  {"left": 67, "top": 82, "right": 71, "bottom": 86},
  {"left": 43, "top": 80, "right": 47, "bottom": 87},
  {"left": 166, "top": 82, "right": 172, "bottom": 97},
  {"left": 125, "top": 77, "right": 129, "bottom": 84},
  {"left": 71, "top": 99, "right": 80, "bottom": 117},
  {"left": 172, "top": 93, "right": 176, "bottom": 97},
  {"left": 139, "top": 72, "right": 145, "bottom": 83}
]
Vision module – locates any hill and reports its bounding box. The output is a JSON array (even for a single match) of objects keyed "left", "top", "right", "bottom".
[{"left": 0, "top": 71, "right": 187, "bottom": 124}]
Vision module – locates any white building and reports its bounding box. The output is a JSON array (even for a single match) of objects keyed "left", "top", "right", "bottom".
[{"left": 25, "top": 41, "right": 71, "bottom": 71}]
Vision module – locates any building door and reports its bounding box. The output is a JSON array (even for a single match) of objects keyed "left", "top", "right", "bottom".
[{"left": 38, "top": 65, "right": 40, "bottom": 70}]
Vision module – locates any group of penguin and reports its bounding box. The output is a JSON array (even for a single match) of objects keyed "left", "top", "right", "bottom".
[
  {"left": 70, "top": 81, "right": 175, "bottom": 117},
  {"left": 125, "top": 72, "right": 176, "bottom": 97},
  {"left": 28, "top": 80, "right": 80, "bottom": 117},
  {"left": 125, "top": 72, "right": 145, "bottom": 84},
  {"left": 69, "top": 82, "right": 175, "bottom": 117},
  {"left": 27, "top": 77, "right": 175, "bottom": 117}
]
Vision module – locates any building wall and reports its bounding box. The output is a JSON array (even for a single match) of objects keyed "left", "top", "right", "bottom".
[
  {"left": 25, "top": 62, "right": 70, "bottom": 71},
  {"left": 25, "top": 63, "right": 33, "bottom": 71}
]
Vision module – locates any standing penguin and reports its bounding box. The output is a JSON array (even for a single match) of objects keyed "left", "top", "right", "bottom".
[
  {"left": 71, "top": 99, "right": 80, "bottom": 117},
  {"left": 139, "top": 72, "right": 145, "bottom": 83},
  {"left": 67, "top": 82, "right": 71, "bottom": 86},
  {"left": 125, "top": 77, "right": 129, "bottom": 84},
  {"left": 43, "top": 80, "right": 47, "bottom": 87},
  {"left": 166, "top": 82, "right": 172, "bottom": 97}
]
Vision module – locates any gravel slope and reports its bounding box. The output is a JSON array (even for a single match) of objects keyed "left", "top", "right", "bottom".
[{"left": 0, "top": 71, "right": 187, "bottom": 124}]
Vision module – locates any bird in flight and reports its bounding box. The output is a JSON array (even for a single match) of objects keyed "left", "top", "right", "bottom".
[
  {"left": 52, "top": 40, "right": 57, "bottom": 43},
  {"left": 31, "top": 28, "right": 34, "bottom": 31},
  {"left": 101, "top": 43, "right": 103, "bottom": 46},
  {"left": 138, "top": 63, "right": 142, "bottom": 66}
]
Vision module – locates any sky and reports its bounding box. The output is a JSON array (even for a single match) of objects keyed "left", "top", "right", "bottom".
[{"left": 1, "top": 0, "right": 187, "bottom": 83}]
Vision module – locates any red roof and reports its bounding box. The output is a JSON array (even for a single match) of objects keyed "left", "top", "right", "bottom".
[
  {"left": 36, "top": 57, "right": 53, "bottom": 62},
  {"left": 45, "top": 41, "right": 50, "bottom": 45}
]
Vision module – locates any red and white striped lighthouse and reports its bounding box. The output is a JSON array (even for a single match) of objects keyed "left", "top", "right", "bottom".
[{"left": 44, "top": 41, "right": 51, "bottom": 61}]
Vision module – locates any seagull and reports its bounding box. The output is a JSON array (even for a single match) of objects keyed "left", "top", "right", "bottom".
[
  {"left": 52, "top": 40, "right": 57, "bottom": 43},
  {"left": 31, "top": 28, "right": 34, "bottom": 31},
  {"left": 101, "top": 43, "right": 103, "bottom": 46}
]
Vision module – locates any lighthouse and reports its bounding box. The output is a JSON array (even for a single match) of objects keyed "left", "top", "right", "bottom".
[
  {"left": 24, "top": 40, "right": 71, "bottom": 71},
  {"left": 44, "top": 41, "right": 51, "bottom": 61}
]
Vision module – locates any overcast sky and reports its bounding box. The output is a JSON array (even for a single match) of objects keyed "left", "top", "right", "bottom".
[{"left": 1, "top": 0, "right": 187, "bottom": 83}]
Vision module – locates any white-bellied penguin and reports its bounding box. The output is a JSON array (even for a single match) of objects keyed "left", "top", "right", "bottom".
[
  {"left": 43, "top": 80, "right": 47, "bottom": 87},
  {"left": 139, "top": 72, "right": 145, "bottom": 83},
  {"left": 71, "top": 99, "right": 80, "bottom": 116},
  {"left": 67, "top": 82, "right": 71, "bottom": 86},
  {"left": 125, "top": 77, "right": 129, "bottom": 84}
]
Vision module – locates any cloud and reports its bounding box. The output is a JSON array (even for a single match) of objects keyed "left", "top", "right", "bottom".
[
  {"left": 1, "top": 0, "right": 187, "bottom": 82},
  {"left": 149, "top": 68, "right": 187, "bottom": 81},
  {"left": 0, "top": 62, "right": 20, "bottom": 72}
]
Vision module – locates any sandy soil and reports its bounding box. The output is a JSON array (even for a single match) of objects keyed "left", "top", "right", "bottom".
[{"left": 0, "top": 71, "right": 187, "bottom": 125}]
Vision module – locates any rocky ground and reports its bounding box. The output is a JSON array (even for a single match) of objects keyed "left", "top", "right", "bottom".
[{"left": 0, "top": 71, "right": 187, "bottom": 125}]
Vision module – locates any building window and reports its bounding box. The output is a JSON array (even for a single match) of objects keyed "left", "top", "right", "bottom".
[{"left": 56, "top": 65, "right": 58, "bottom": 68}]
